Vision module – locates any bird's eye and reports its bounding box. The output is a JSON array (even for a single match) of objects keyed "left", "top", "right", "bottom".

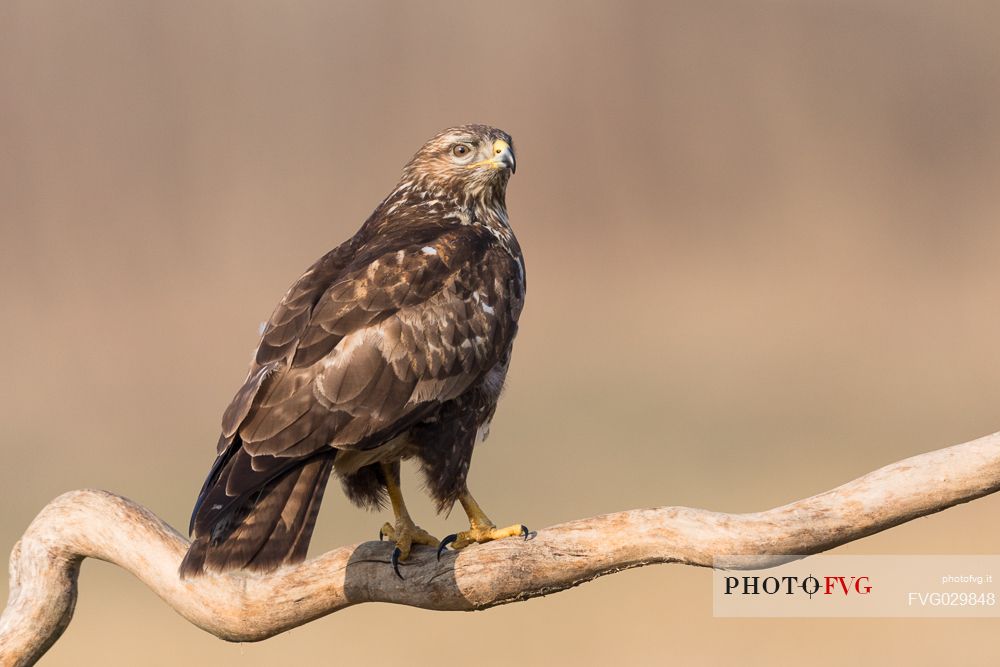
[{"left": 452, "top": 144, "right": 471, "bottom": 158}]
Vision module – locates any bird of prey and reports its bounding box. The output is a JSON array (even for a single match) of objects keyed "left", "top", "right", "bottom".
[{"left": 180, "top": 124, "right": 526, "bottom": 579}]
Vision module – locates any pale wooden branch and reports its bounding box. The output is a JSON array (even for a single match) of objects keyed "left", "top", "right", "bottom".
[{"left": 3, "top": 432, "right": 1000, "bottom": 666}]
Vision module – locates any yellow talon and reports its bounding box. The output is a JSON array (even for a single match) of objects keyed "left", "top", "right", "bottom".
[
  {"left": 440, "top": 486, "right": 528, "bottom": 553},
  {"left": 379, "top": 519, "right": 439, "bottom": 561},
  {"left": 449, "top": 522, "right": 527, "bottom": 550},
  {"left": 378, "top": 463, "right": 438, "bottom": 575}
]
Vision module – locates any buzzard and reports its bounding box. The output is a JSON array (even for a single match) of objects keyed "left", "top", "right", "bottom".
[{"left": 180, "top": 124, "right": 526, "bottom": 578}]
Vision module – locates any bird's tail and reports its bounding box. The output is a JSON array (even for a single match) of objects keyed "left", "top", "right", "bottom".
[{"left": 179, "top": 454, "right": 334, "bottom": 578}]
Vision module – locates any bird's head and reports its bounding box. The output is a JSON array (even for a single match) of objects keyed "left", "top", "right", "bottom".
[{"left": 401, "top": 124, "right": 516, "bottom": 204}]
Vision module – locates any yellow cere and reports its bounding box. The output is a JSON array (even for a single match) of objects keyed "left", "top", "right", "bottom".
[{"left": 466, "top": 139, "right": 512, "bottom": 170}]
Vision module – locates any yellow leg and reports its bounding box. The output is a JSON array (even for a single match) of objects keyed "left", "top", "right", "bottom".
[
  {"left": 439, "top": 486, "right": 528, "bottom": 553},
  {"left": 378, "top": 463, "right": 438, "bottom": 577}
]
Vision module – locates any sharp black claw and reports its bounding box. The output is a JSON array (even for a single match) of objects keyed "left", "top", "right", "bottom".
[
  {"left": 437, "top": 534, "right": 458, "bottom": 560},
  {"left": 520, "top": 525, "right": 529, "bottom": 539},
  {"left": 391, "top": 547, "right": 403, "bottom": 579}
]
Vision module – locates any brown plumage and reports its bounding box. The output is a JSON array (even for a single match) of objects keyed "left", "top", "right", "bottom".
[{"left": 180, "top": 124, "right": 524, "bottom": 577}]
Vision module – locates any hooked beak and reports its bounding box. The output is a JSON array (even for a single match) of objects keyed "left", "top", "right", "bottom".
[
  {"left": 491, "top": 139, "right": 516, "bottom": 174},
  {"left": 469, "top": 139, "right": 516, "bottom": 174}
]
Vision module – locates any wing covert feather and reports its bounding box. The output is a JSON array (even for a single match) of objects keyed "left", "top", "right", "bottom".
[{"left": 229, "top": 233, "right": 520, "bottom": 460}]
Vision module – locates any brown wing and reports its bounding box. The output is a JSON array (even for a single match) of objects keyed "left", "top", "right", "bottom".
[
  {"left": 189, "top": 230, "right": 520, "bottom": 535},
  {"left": 216, "top": 240, "right": 359, "bottom": 441}
]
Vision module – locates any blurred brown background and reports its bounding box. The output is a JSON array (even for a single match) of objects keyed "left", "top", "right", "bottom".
[{"left": 3, "top": 1, "right": 1000, "bottom": 664}]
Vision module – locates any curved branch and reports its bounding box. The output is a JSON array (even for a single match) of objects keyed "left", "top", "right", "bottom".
[{"left": 3, "top": 431, "right": 1000, "bottom": 666}]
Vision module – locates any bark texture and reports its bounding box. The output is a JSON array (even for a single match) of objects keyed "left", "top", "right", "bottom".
[{"left": 3, "top": 431, "right": 1000, "bottom": 666}]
